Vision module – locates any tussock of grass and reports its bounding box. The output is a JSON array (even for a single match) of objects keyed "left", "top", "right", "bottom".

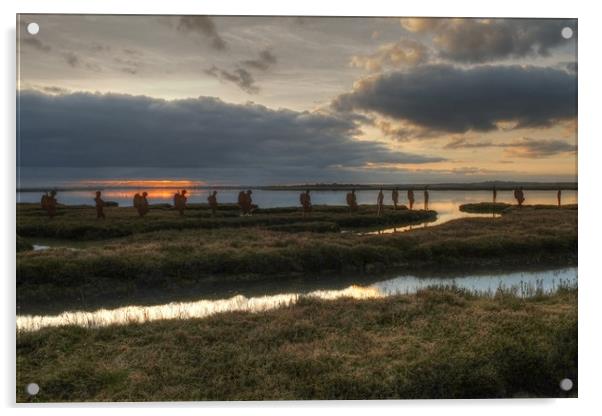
[{"left": 16, "top": 287, "right": 577, "bottom": 401}]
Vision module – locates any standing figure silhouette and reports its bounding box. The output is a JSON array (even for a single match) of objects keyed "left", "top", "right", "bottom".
[
  {"left": 174, "top": 189, "right": 187, "bottom": 216},
  {"left": 135, "top": 192, "right": 149, "bottom": 217},
  {"left": 346, "top": 189, "right": 358, "bottom": 213},
  {"left": 377, "top": 189, "right": 384, "bottom": 216},
  {"left": 41, "top": 190, "right": 58, "bottom": 218},
  {"left": 407, "top": 189, "right": 415, "bottom": 210},
  {"left": 238, "top": 190, "right": 247, "bottom": 216},
  {"left": 392, "top": 188, "right": 399, "bottom": 210},
  {"left": 245, "top": 190, "right": 254, "bottom": 215},
  {"left": 94, "top": 191, "right": 106, "bottom": 219},
  {"left": 300, "top": 190, "right": 312, "bottom": 217},
  {"left": 515, "top": 187, "right": 525, "bottom": 207},
  {"left": 424, "top": 187, "right": 430, "bottom": 210},
  {"left": 557, "top": 189, "right": 562, "bottom": 208},
  {"left": 208, "top": 191, "right": 218, "bottom": 215}
]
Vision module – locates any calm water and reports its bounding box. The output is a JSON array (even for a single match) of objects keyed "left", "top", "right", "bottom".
[{"left": 17, "top": 267, "right": 576, "bottom": 332}]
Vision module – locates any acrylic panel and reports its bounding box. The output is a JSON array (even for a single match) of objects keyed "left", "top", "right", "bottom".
[{"left": 16, "top": 15, "right": 578, "bottom": 402}]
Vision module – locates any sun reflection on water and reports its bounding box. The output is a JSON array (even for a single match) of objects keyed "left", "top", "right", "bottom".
[{"left": 16, "top": 285, "right": 382, "bottom": 333}]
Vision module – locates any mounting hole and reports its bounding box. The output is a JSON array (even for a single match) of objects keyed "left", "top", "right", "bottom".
[
  {"left": 26, "top": 382, "right": 39, "bottom": 396},
  {"left": 561, "top": 27, "right": 573, "bottom": 39},
  {"left": 559, "top": 378, "right": 573, "bottom": 391},
  {"left": 27, "top": 22, "right": 40, "bottom": 35}
]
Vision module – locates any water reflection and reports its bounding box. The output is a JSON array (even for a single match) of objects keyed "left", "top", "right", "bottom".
[{"left": 17, "top": 267, "right": 576, "bottom": 333}]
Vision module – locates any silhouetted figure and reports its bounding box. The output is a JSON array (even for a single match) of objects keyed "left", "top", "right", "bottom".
[
  {"left": 557, "top": 189, "right": 562, "bottom": 208},
  {"left": 41, "top": 190, "right": 58, "bottom": 218},
  {"left": 174, "top": 189, "right": 187, "bottom": 216},
  {"left": 237, "top": 190, "right": 247, "bottom": 216},
  {"left": 244, "top": 190, "right": 254, "bottom": 216},
  {"left": 300, "top": 190, "right": 312, "bottom": 217},
  {"left": 377, "top": 189, "right": 384, "bottom": 216},
  {"left": 514, "top": 187, "right": 525, "bottom": 207},
  {"left": 346, "top": 189, "right": 358, "bottom": 213},
  {"left": 407, "top": 189, "right": 415, "bottom": 210},
  {"left": 392, "top": 188, "right": 399, "bottom": 210},
  {"left": 493, "top": 186, "right": 497, "bottom": 204},
  {"left": 135, "top": 191, "right": 149, "bottom": 217},
  {"left": 424, "top": 187, "right": 429, "bottom": 210},
  {"left": 208, "top": 191, "right": 218, "bottom": 215},
  {"left": 94, "top": 191, "right": 106, "bottom": 219}
]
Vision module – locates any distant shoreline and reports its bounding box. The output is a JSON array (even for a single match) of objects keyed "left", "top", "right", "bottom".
[{"left": 17, "top": 181, "right": 578, "bottom": 193}]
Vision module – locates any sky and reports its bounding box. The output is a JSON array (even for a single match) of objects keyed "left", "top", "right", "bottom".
[{"left": 16, "top": 15, "right": 578, "bottom": 186}]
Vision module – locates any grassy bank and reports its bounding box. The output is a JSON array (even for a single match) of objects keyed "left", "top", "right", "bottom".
[
  {"left": 17, "top": 203, "right": 430, "bottom": 240},
  {"left": 16, "top": 287, "right": 577, "bottom": 401},
  {"left": 459, "top": 202, "right": 512, "bottom": 213},
  {"left": 17, "top": 206, "right": 577, "bottom": 307},
  {"left": 460, "top": 203, "right": 578, "bottom": 214}
]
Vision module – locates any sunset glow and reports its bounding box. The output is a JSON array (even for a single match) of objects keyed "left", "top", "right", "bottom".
[{"left": 74, "top": 179, "right": 204, "bottom": 188}]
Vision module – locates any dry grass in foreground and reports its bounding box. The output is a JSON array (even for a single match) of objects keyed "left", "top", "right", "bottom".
[{"left": 16, "top": 286, "right": 577, "bottom": 401}]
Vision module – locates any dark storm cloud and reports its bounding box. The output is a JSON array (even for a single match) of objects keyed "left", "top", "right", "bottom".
[
  {"left": 333, "top": 64, "right": 576, "bottom": 134},
  {"left": 204, "top": 66, "right": 259, "bottom": 94},
  {"left": 177, "top": 16, "right": 227, "bottom": 51},
  {"left": 445, "top": 137, "right": 576, "bottom": 158},
  {"left": 502, "top": 138, "right": 577, "bottom": 158},
  {"left": 241, "top": 49, "right": 277, "bottom": 71},
  {"left": 17, "top": 90, "right": 444, "bottom": 169},
  {"left": 401, "top": 18, "right": 576, "bottom": 63}
]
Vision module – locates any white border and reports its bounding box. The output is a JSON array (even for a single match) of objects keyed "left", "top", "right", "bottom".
[{"left": 3, "top": 1, "right": 601, "bottom": 415}]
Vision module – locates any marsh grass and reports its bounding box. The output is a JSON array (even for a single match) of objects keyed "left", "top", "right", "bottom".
[
  {"left": 459, "top": 202, "right": 512, "bottom": 213},
  {"left": 16, "top": 287, "right": 577, "bottom": 401},
  {"left": 16, "top": 206, "right": 577, "bottom": 306},
  {"left": 17, "top": 203, "right": 433, "bottom": 241},
  {"left": 460, "top": 203, "right": 578, "bottom": 214}
]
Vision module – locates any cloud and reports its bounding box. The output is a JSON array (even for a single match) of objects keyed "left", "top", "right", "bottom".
[
  {"left": 445, "top": 137, "right": 576, "bottom": 158},
  {"left": 400, "top": 18, "right": 576, "bottom": 63},
  {"left": 564, "top": 61, "right": 577, "bottom": 73},
  {"left": 17, "top": 90, "right": 444, "bottom": 174},
  {"left": 114, "top": 56, "right": 142, "bottom": 75},
  {"left": 21, "top": 38, "right": 52, "bottom": 53},
  {"left": 333, "top": 64, "right": 576, "bottom": 134},
  {"left": 241, "top": 49, "right": 277, "bottom": 71},
  {"left": 62, "top": 51, "right": 80, "bottom": 67},
  {"left": 36, "top": 85, "right": 71, "bottom": 95},
  {"left": 502, "top": 137, "right": 577, "bottom": 158},
  {"left": 350, "top": 39, "right": 428, "bottom": 72},
  {"left": 204, "top": 66, "right": 259, "bottom": 94},
  {"left": 177, "top": 16, "right": 227, "bottom": 50}
]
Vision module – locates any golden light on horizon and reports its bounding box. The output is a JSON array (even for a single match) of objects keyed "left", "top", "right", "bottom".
[
  {"left": 74, "top": 179, "right": 205, "bottom": 188},
  {"left": 101, "top": 190, "right": 195, "bottom": 200}
]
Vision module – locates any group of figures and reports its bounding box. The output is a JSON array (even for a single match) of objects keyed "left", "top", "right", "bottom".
[
  {"left": 494, "top": 186, "right": 563, "bottom": 207},
  {"left": 344, "top": 188, "right": 429, "bottom": 216},
  {"left": 39, "top": 190, "right": 58, "bottom": 218},
  {"left": 237, "top": 190, "right": 254, "bottom": 215},
  {"left": 38, "top": 186, "right": 566, "bottom": 219}
]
